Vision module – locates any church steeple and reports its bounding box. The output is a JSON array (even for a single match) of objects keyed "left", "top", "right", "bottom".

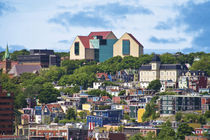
[
  {"left": 2, "top": 44, "right": 11, "bottom": 74},
  {"left": 3, "top": 44, "right": 11, "bottom": 60}
]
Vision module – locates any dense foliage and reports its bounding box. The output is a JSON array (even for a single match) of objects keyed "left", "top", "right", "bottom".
[
  {"left": 0, "top": 51, "right": 209, "bottom": 110},
  {"left": 147, "top": 80, "right": 162, "bottom": 92}
]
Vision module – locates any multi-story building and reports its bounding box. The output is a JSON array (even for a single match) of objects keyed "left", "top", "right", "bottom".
[
  {"left": 87, "top": 109, "right": 123, "bottom": 127},
  {"left": 29, "top": 124, "right": 88, "bottom": 140},
  {"left": 113, "top": 32, "right": 144, "bottom": 57},
  {"left": 160, "top": 95, "right": 201, "bottom": 116},
  {"left": 70, "top": 31, "right": 117, "bottom": 62},
  {"left": 139, "top": 55, "right": 188, "bottom": 89},
  {"left": 41, "top": 104, "right": 65, "bottom": 124},
  {"left": 0, "top": 85, "right": 14, "bottom": 135},
  {"left": 201, "top": 96, "right": 210, "bottom": 113},
  {"left": 70, "top": 31, "right": 144, "bottom": 62},
  {"left": 178, "top": 71, "right": 207, "bottom": 91},
  {"left": 123, "top": 126, "right": 161, "bottom": 138},
  {"left": 18, "top": 49, "right": 60, "bottom": 67}
]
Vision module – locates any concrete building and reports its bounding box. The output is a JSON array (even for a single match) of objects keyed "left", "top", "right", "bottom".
[
  {"left": 113, "top": 33, "right": 144, "bottom": 57},
  {"left": 139, "top": 55, "right": 188, "bottom": 89},
  {"left": 160, "top": 95, "right": 201, "bottom": 116}
]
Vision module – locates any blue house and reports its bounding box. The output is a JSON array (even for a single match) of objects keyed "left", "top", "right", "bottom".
[{"left": 87, "top": 110, "right": 123, "bottom": 127}]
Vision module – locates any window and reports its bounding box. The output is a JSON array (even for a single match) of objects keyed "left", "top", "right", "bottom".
[
  {"left": 122, "top": 40, "right": 130, "bottom": 55},
  {"left": 74, "top": 42, "right": 79, "bottom": 55}
]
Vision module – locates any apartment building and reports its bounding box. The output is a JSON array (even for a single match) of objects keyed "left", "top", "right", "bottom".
[
  {"left": 160, "top": 95, "right": 201, "bottom": 116},
  {"left": 0, "top": 85, "right": 14, "bottom": 135}
]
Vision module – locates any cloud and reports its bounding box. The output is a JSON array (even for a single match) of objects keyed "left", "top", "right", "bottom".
[
  {"left": 0, "top": 1, "right": 14, "bottom": 16},
  {"left": 144, "top": 48, "right": 179, "bottom": 54},
  {"left": 177, "top": 1, "right": 210, "bottom": 51},
  {"left": 96, "top": 2, "right": 153, "bottom": 17},
  {"left": 49, "top": 11, "right": 110, "bottom": 28},
  {"left": 0, "top": 46, "right": 4, "bottom": 52},
  {"left": 1, "top": 0, "right": 210, "bottom": 53},
  {"left": 155, "top": 21, "right": 173, "bottom": 30},
  {"left": 149, "top": 36, "right": 186, "bottom": 44},
  {"left": 49, "top": 2, "right": 152, "bottom": 29},
  {"left": 58, "top": 40, "right": 71, "bottom": 44},
  {"left": 9, "top": 45, "right": 26, "bottom": 52}
]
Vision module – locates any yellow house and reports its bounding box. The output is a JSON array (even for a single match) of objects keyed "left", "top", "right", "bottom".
[
  {"left": 113, "top": 33, "right": 144, "bottom": 57},
  {"left": 137, "top": 108, "right": 145, "bottom": 123},
  {"left": 82, "top": 104, "right": 92, "bottom": 112}
]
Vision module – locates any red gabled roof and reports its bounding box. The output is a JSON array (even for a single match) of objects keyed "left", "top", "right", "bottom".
[
  {"left": 42, "top": 104, "right": 63, "bottom": 113},
  {"left": 127, "top": 33, "right": 144, "bottom": 47},
  {"left": 88, "top": 31, "right": 112, "bottom": 39},
  {"left": 78, "top": 36, "right": 91, "bottom": 49}
]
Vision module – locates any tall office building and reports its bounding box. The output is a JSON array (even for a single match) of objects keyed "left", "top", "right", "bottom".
[{"left": 0, "top": 84, "right": 14, "bottom": 135}]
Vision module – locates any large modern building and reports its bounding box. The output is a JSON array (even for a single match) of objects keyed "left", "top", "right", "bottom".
[
  {"left": 113, "top": 32, "right": 144, "bottom": 57},
  {"left": 160, "top": 95, "right": 201, "bottom": 116},
  {"left": 70, "top": 31, "right": 144, "bottom": 62},
  {"left": 0, "top": 84, "right": 14, "bottom": 135},
  {"left": 139, "top": 55, "right": 188, "bottom": 88},
  {"left": 18, "top": 49, "right": 60, "bottom": 67}
]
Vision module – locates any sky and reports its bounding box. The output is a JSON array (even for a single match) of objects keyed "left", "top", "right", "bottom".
[{"left": 0, "top": 0, "right": 210, "bottom": 53}]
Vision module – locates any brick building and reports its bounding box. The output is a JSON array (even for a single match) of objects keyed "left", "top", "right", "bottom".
[{"left": 0, "top": 84, "right": 14, "bottom": 135}]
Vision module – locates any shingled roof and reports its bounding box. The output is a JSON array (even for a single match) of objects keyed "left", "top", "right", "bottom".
[
  {"left": 78, "top": 31, "right": 114, "bottom": 48},
  {"left": 78, "top": 36, "right": 91, "bottom": 48},
  {"left": 88, "top": 31, "right": 112, "bottom": 39},
  {"left": 8, "top": 64, "right": 41, "bottom": 76}
]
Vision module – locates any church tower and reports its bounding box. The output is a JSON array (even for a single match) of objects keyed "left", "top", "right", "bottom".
[
  {"left": 150, "top": 55, "right": 161, "bottom": 79},
  {"left": 2, "top": 45, "right": 11, "bottom": 73}
]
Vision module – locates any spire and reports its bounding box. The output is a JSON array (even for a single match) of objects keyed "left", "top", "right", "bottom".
[{"left": 3, "top": 44, "right": 10, "bottom": 60}]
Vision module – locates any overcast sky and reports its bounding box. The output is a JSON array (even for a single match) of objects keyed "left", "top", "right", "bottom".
[{"left": 0, "top": 0, "right": 210, "bottom": 53}]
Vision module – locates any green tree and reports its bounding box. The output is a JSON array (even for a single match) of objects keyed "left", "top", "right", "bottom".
[
  {"left": 66, "top": 108, "right": 76, "bottom": 120},
  {"left": 147, "top": 80, "right": 162, "bottom": 92},
  {"left": 119, "top": 90, "right": 126, "bottom": 96},
  {"left": 124, "top": 113, "right": 130, "bottom": 120},
  {"left": 129, "top": 133, "right": 144, "bottom": 140},
  {"left": 175, "top": 112, "right": 182, "bottom": 122},
  {"left": 40, "top": 66, "right": 66, "bottom": 82},
  {"left": 204, "top": 111, "right": 210, "bottom": 118},
  {"left": 176, "top": 123, "right": 194, "bottom": 140},
  {"left": 87, "top": 89, "right": 112, "bottom": 98},
  {"left": 79, "top": 111, "right": 87, "bottom": 119},
  {"left": 54, "top": 116, "right": 59, "bottom": 123},
  {"left": 190, "top": 55, "right": 210, "bottom": 75},
  {"left": 158, "top": 121, "right": 175, "bottom": 140},
  {"left": 160, "top": 53, "right": 176, "bottom": 64},
  {"left": 38, "top": 82, "right": 60, "bottom": 104},
  {"left": 10, "top": 49, "right": 30, "bottom": 61}
]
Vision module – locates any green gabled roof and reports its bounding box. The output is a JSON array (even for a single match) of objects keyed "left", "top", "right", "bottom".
[{"left": 3, "top": 44, "right": 11, "bottom": 60}]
